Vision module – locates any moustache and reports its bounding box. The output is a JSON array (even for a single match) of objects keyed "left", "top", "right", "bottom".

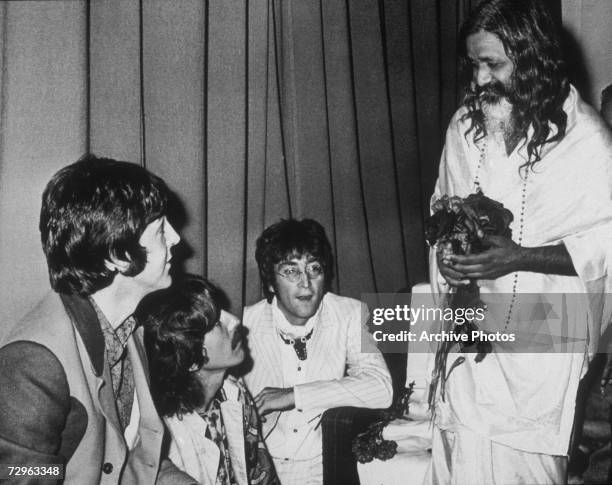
[
  {"left": 472, "top": 81, "right": 513, "bottom": 104},
  {"left": 231, "top": 325, "right": 247, "bottom": 349}
]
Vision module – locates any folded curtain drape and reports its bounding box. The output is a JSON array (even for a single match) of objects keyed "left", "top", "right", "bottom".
[{"left": 1, "top": 0, "right": 529, "bottom": 329}]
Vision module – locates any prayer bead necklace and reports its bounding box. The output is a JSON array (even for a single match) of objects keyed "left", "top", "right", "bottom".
[
  {"left": 474, "top": 139, "right": 529, "bottom": 331},
  {"left": 473, "top": 138, "right": 486, "bottom": 191}
]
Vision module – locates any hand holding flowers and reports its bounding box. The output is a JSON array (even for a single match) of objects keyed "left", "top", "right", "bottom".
[
  {"left": 426, "top": 190, "right": 515, "bottom": 286},
  {"left": 442, "top": 234, "right": 524, "bottom": 282},
  {"left": 425, "top": 191, "right": 514, "bottom": 405}
]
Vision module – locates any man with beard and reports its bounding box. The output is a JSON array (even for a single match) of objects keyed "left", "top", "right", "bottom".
[
  {"left": 427, "top": 0, "right": 612, "bottom": 483},
  {"left": 243, "top": 218, "right": 392, "bottom": 484}
]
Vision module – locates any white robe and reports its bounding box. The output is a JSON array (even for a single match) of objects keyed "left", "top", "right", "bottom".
[{"left": 428, "top": 85, "right": 612, "bottom": 475}]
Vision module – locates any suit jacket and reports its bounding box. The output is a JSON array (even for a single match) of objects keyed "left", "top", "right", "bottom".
[
  {"left": 243, "top": 293, "right": 392, "bottom": 443},
  {"left": 164, "top": 377, "right": 279, "bottom": 485},
  {"left": 0, "top": 291, "right": 195, "bottom": 485}
]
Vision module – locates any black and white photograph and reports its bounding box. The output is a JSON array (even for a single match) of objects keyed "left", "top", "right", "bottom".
[{"left": 0, "top": 0, "right": 611, "bottom": 484}]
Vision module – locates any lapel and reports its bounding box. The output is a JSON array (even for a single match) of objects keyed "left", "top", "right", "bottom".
[
  {"left": 127, "top": 328, "right": 164, "bottom": 452},
  {"left": 304, "top": 297, "right": 335, "bottom": 381},
  {"left": 250, "top": 304, "right": 284, "bottom": 391},
  {"left": 168, "top": 386, "right": 248, "bottom": 485},
  {"left": 60, "top": 293, "right": 105, "bottom": 377},
  {"left": 97, "top": 357, "right": 125, "bottom": 437},
  {"left": 220, "top": 394, "right": 248, "bottom": 485},
  {"left": 60, "top": 293, "right": 126, "bottom": 447},
  {"left": 247, "top": 304, "right": 285, "bottom": 438},
  {"left": 132, "top": 327, "right": 151, "bottom": 380},
  {"left": 167, "top": 413, "right": 219, "bottom": 485}
]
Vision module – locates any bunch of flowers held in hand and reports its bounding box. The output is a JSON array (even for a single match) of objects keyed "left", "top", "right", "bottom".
[
  {"left": 425, "top": 190, "right": 513, "bottom": 257},
  {"left": 424, "top": 190, "right": 514, "bottom": 404}
]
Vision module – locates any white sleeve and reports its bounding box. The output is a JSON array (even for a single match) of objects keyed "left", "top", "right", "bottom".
[
  {"left": 294, "top": 303, "right": 392, "bottom": 412},
  {"left": 561, "top": 135, "right": 612, "bottom": 352}
]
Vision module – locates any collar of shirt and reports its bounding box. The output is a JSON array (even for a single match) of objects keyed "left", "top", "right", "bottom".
[
  {"left": 212, "top": 387, "right": 228, "bottom": 407},
  {"left": 90, "top": 298, "right": 137, "bottom": 367},
  {"left": 271, "top": 296, "right": 321, "bottom": 339},
  {"left": 197, "top": 387, "right": 228, "bottom": 418},
  {"left": 197, "top": 387, "right": 236, "bottom": 485}
]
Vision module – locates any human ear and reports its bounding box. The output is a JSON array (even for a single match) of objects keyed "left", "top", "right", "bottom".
[{"left": 104, "top": 252, "right": 132, "bottom": 274}]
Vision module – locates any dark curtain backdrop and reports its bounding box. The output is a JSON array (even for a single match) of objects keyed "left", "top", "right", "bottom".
[
  {"left": 132, "top": 0, "right": 471, "bottom": 313},
  {"left": 0, "top": 0, "right": 555, "bottom": 328},
  {"left": 119, "top": 0, "right": 470, "bottom": 313}
]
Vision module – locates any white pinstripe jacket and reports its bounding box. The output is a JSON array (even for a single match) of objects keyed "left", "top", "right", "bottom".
[{"left": 243, "top": 292, "right": 392, "bottom": 460}]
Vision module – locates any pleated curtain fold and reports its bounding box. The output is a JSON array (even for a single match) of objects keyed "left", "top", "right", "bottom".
[{"left": 0, "top": 0, "right": 480, "bottom": 329}]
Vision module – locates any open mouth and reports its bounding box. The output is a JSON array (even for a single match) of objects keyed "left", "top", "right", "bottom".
[{"left": 296, "top": 295, "right": 313, "bottom": 301}]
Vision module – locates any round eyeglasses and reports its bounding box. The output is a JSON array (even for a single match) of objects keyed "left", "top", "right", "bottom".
[{"left": 276, "top": 262, "right": 324, "bottom": 283}]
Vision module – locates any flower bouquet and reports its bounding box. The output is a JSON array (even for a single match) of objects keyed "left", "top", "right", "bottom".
[
  {"left": 352, "top": 383, "right": 415, "bottom": 464},
  {"left": 425, "top": 190, "right": 513, "bottom": 401},
  {"left": 425, "top": 190, "right": 513, "bottom": 259}
]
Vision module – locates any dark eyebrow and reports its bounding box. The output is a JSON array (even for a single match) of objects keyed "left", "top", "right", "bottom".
[{"left": 472, "top": 55, "right": 504, "bottom": 63}]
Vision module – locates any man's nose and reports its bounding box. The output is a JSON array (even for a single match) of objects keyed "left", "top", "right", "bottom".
[
  {"left": 220, "top": 310, "right": 240, "bottom": 331},
  {"left": 166, "top": 221, "right": 181, "bottom": 247},
  {"left": 297, "top": 270, "right": 311, "bottom": 288},
  {"left": 475, "top": 66, "right": 491, "bottom": 87}
]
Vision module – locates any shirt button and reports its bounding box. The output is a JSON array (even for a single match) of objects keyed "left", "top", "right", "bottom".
[
  {"left": 297, "top": 366, "right": 302, "bottom": 371},
  {"left": 293, "top": 428, "right": 298, "bottom": 433},
  {"left": 102, "top": 463, "right": 113, "bottom": 474}
]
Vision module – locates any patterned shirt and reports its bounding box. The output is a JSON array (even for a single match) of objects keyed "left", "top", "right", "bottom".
[
  {"left": 164, "top": 377, "right": 280, "bottom": 484},
  {"left": 199, "top": 389, "right": 237, "bottom": 485},
  {"left": 238, "top": 380, "right": 281, "bottom": 485},
  {"left": 92, "top": 298, "right": 136, "bottom": 430}
]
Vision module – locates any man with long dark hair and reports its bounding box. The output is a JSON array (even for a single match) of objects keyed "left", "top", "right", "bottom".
[
  {"left": 0, "top": 155, "right": 194, "bottom": 484},
  {"left": 427, "top": 0, "right": 612, "bottom": 483},
  {"left": 138, "top": 275, "right": 279, "bottom": 485}
]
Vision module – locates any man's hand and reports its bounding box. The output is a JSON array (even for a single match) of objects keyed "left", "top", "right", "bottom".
[
  {"left": 437, "top": 249, "right": 471, "bottom": 287},
  {"left": 445, "top": 234, "right": 524, "bottom": 280},
  {"left": 254, "top": 387, "right": 295, "bottom": 416},
  {"left": 444, "top": 236, "right": 576, "bottom": 279}
]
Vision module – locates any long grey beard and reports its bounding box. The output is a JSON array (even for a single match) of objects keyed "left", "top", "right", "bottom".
[
  {"left": 482, "top": 99, "right": 524, "bottom": 153},
  {"left": 482, "top": 99, "right": 515, "bottom": 136}
]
